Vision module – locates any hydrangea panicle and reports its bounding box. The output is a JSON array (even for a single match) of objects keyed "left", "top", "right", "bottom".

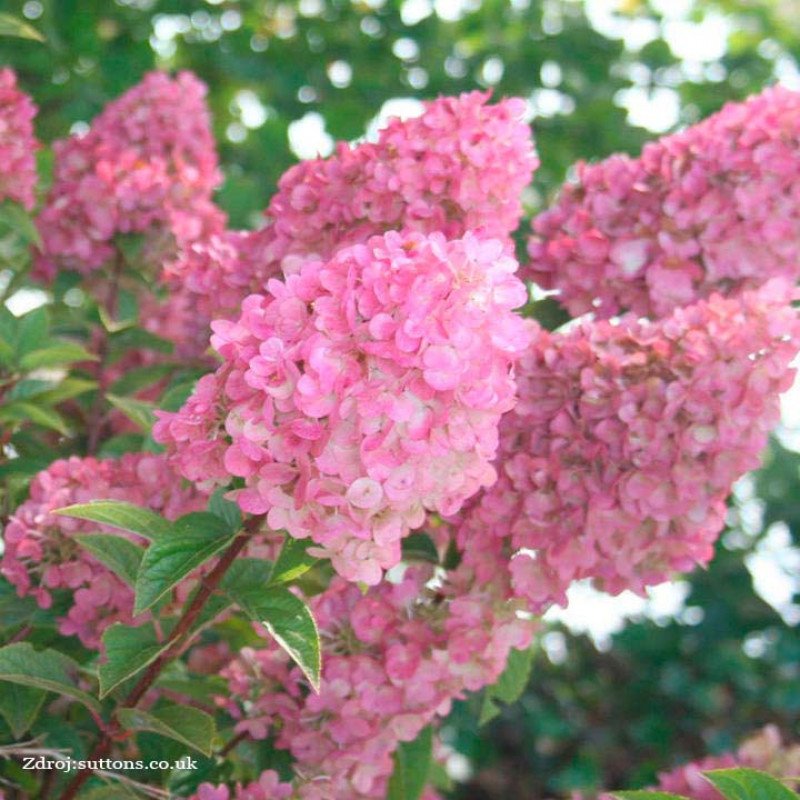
[
  {"left": 527, "top": 86, "right": 800, "bottom": 318},
  {"left": 35, "top": 71, "right": 224, "bottom": 278},
  {"left": 155, "top": 230, "right": 533, "bottom": 585},
  {"left": 0, "top": 67, "right": 39, "bottom": 210},
  {"left": 456, "top": 279, "right": 800, "bottom": 611}
]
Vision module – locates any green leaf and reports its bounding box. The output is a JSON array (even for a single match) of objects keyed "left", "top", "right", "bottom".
[
  {"left": 228, "top": 584, "right": 321, "bottom": 692},
  {"left": 0, "top": 401, "right": 70, "bottom": 435},
  {"left": 78, "top": 785, "right": 139, "bottom": 800},
  {"left": 703, "top": 768, "right": 799, "bottom": 800},
  {"left": 22, "top": 377, "right": 96, "bottom": 405},
  {"left": 110, "top": 363, "right": 175, "bottom": 396},
  {"left": 612, "top": 793, "right": 692, "bottom": 800},
  {"left": 0, "top": 455, "right": 52, "bottom": 480},
  {"left": 401, "top": 533, "right": 439, "bottom": 565},
  {"left": 0, "top": 684, "right": 47, "bottom": 738},
  {"left": 15, "top": 306, "right": 49, "bottom": 357},
  {"left": 387, "top": 725, "right": 433, "bottom": 800},
  {"left": 98, "top": 622, "right": 169, "bottom": 698},
  {"left": 0, "top": 12, "right": 45, "bottom": 41},
  {"left": 134, "top": 512, "right": 235, "bottom": 615},
  {"left": 208, "top": 487, "right": 242, "bottom": 533},
  {"left": 106, "top": 393, "right": 156, "bottom": 432},
  {"left": 99, "top": 289, "right": 138, "bottom": 332},
  {"left": 479, "top": 645, "right": 534, "bottom": 725},
  {"left": 156, "top": 674, "right": 229, "bottom": 705},
  {"left": 74, "top": 534, "right": 144, "bottom": 587},
  {"left": 269, "top": 535, "right": 317, "bottom": 585},
  {"left": 0, "top": 643, "right": 101, "bottom": 713},
  {"left": 117, "top": 704, "right": 216, "bottom": 757},
  {"left": 19, "top": 343, "right": 96, "bottom": 371},
  {"left": 0, "top": 199, "right": 43, "bottom": 245},
  {"left": 53, "top": 500, "right": 172, "bottom": 542}
]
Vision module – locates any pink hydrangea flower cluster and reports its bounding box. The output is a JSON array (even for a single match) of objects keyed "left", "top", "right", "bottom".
[
  {"left": 453, "top": 279, "right": 800, "bottom": 611},
  {"left": 34, "top": 71, "right": 224, "bottom": 279},
  {"left": 0, "top": 68, "right": 38, "bottom": 210},
  {"left": 269, "top": 92, "right": 536, "bottom": 267},
  {"left": 1, "top": 453, "right": 207, "bottom": 647},
  {"left": 527, "top": 86, "right": 800, "bottom": 318},
  {"left": 164, "top": 92, "right": 536, "bottom": 322},
  {"left": 155, "top": 230, "right": 533, "bottom": 584},
  {"left": 209, "top": 554, "right": 532, "bottom": 799}
]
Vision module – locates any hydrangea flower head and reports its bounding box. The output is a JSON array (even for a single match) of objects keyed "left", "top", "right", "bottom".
[
  {"left": 35, "top": 71, "right": 224, "bottom": 278},
  {"left": 155, "top": 230, "right": 533, "bottom": 584},
  {"left": 527, "top": 86, "right": 800, "bottom": 318},
  {"left": 0, "top": 68, "right": 38, "bottom": 209}
]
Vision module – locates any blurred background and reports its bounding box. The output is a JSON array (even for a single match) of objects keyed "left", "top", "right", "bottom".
[{"left": 1, "top": 1, "right": 798, "bottom": 797}]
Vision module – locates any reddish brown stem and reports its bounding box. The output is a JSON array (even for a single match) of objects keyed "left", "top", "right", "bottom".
[
  {"left": 58, "top": 518, "right": 262, "bottom": 800},
  {"left": 218, "top": 729, "right": 249, "bottom": 759}
]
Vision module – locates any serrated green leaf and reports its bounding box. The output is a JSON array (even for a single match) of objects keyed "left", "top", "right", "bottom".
[
  {"left": 74, "top": 534, "right": 144, "bottom": 587},
  {"left": 19, "top": 343, "right": 96, "bottom": 371},
  {"left": 106, "top": 393, "right": 156, "bottom": 432},
  {"left": 401, "top": 533, "right": 439, "bottom": 565},
  {"left": 134, "top": 512, "right": 234, "bottom": 615},
  {"left": 228, "top": 584, "right": 321, "bottom": 692},
  {"left": 703, "top": 768, "right": 799, "bottom": 800},
  {"left": 208, "top": 487, "right": 242, "bottom": 533},
  {"left": 0, "top": 643, "right": 101, "bottom": 713},
  {"left": 117, "top": 704, "right": 216, "bottom": 756},
  {"left": 0, "top": 12, "right": 45, "bottom": 41},
  {"left": 0, "top": 684, "right": 47, "bottom": 738},
  {"left": 387, "top": 725, "right": 433, "bottom": 800},
  {"left": 53, "top": 500, "right": 172, "bottom": 542},
  {"left": 98, "top": 623, "right": 169, "bottom": 698},
  {"left": 269, "top": 535, "right": 317, "bottom": 585}
]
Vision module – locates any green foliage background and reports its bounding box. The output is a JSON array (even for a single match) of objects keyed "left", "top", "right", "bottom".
[{"left": 1, "top": 0, "right": 799, "bottom": 797}]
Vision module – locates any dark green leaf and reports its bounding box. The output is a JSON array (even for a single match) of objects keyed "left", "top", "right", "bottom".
[
  {"left": 53, "top": 500, "right": 172, "bottom": 542},
  {"left": 0, "top": 643, "right": 101, "bottom": 713},
  {"left": 98, "top": 622, "right": 169, "bottom": 698},
  {"left": 134, "top": 512, "right": 235, "bottom": 615},
  {"left": 117, "top": 704, "right": 216, "bottom": 756},
  {"left": 208, "top": 487, "right": 242, "bottom": 533},
  {"left": 228, "top": 584, "right": 321, "bottom": 692},
  {"left": 387, "top": 725, "right": 433, "bottom": 800},
  {"left": 269, "top": 535, "right": 317, "bottom": 585},
  {"left": 401, "top": 533, "right": 439, "bottom": 565},
  {"left": 0, "top": 684, "right": 47, "bottom": 738},
  {"left": 74, "top": 534, "right": 145, "bottom": 587}
]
